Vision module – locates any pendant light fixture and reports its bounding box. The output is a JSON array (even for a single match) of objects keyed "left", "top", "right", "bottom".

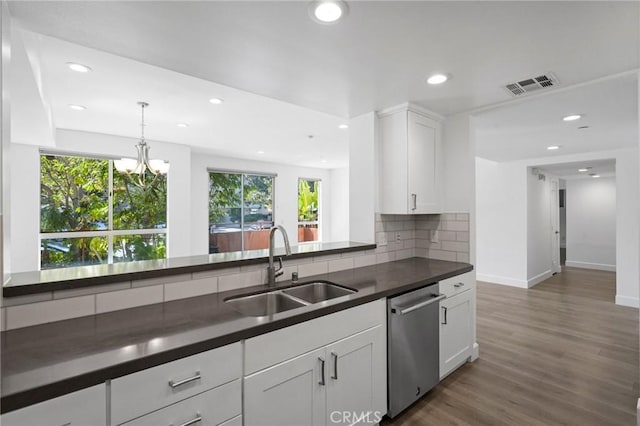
[{"left": 114, "top": 102, "right": 169, "bottom": 188}]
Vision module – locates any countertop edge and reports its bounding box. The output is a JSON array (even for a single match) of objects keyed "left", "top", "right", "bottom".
[
  {"left": 1, "top": 262, "right": 472, "bottom": 413},
  {"left": 4, "top": 242, "right": 377, "bottom": 297}
]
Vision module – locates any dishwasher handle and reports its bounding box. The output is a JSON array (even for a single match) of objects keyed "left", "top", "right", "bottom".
[{"left": 395, "top": 294, "right": 446, "bottom": 315}]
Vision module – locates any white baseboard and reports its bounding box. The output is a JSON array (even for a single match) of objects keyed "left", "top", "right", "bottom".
[
  {"left": 527, "top": 270, "right": 553, "bottom": 288},
  {"left": 616, "top": 295, "right": 639, "bottom": 308},
  {"left": 471, "top": 342, "right": 479, "bottom": 361},
  {"left": 565, "top": 260, "right": 616, "bottom": 272},
  {"left": 476, "top": 273, "right": 528, "bottom": 288}
]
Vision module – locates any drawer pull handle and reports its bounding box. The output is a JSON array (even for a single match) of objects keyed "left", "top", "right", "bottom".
[
  {"left": 454, "top": 282, "right": 465, "bottom": 288},
  {"left": 173, "top": 414, "right": 202, "bottom": 426},
  {"left": 442, "top": 306, "right": 448, "bottom": 325},
  {"left": 168, "top": 371, "right": 201, "bottom": 388},
  {"left": 331, "top": 352, "right": 338, "bottom": 380},
  {"left": 319, "top": 357, "right": 326, "bottom": 386}
]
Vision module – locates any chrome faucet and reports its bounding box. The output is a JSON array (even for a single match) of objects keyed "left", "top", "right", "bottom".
[{"left": 267, "top": 225, "right": 292, "bottom": 287}]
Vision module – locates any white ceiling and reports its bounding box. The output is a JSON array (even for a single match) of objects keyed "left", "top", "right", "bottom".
[
  {"left": 9, "top": 1, "right": 640, "bottom": 118},
  {"left": 474, "top": 74, "right": 638, "bottom": 162},
  {"left": 7, "top": 1, "right": 640, "bottom": 168},
  {"left": 537, "top": 159, "right": 616, "bottom": 180}
]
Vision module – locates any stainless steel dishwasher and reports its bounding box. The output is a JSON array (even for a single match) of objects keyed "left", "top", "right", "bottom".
[{"left": 387, "top": 283, "right": 445, "bottom": 418}]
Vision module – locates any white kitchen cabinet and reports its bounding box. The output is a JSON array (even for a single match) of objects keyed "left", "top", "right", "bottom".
[
  {"left": 1, "top": 384, "right": 106, "bottom": 426},
  {"left": 379, "top": 104, "right": 443, "bottom": 214},
  {"left": 244, "top": 300, "right": 387, "bottom": 426},
  {"left": 439, "top": 288, "right": 474, "bottom": 379},
  {"left": 122, "top": 380, "right": 241, "bottom": 426}
]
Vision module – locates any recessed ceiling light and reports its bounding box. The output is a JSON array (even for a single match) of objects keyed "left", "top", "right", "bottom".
[
  {"left": 209, "top": 98, "right": 224, "bottom": 105},
  {"left": 591, "top": 174, "right": 600, "bottom": 178},
  {"left": 547, "top": 145, "right": 561, "bottom": 150},
  {"left": 257, "top": 150, "right": 265, "bottom": 154},
  {"left": 578, "top": 168, "right": 589, "bottom": 172},
  {"left": 310, "top": 1, "right": 348, "bottom": 24},
  {"left": 321, "top": 159, "right": 328, "bottom": 163},
  {"left": 338, "top": 124, "right": 349, "bottom": 129},
  {"left": 68, "top": 104, "right": 86, "bottom": 111},
  {"left": 563, "top": 114, "right": 582, "bottom": 121},
  {"left": 176, "top": 123, "right": 189, "bottom": 128},
  {"left": 66, "top": 62, "right": 92, "bottom": 73},
  {"left": 426, "top": 74, "right": 449, "bottom": 85}
]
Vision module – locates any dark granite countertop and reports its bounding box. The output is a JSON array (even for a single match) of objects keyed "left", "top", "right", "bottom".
[
  {"left": 1, "top": 257, "right": 472, "bottom": 413},
  {"left": 3, "top": 241, "right": 376, "bottom": 297}
]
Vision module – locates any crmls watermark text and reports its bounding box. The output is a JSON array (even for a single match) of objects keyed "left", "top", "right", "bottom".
[{"left": 330, "top": 411, "right": 384, "bottom": 424}]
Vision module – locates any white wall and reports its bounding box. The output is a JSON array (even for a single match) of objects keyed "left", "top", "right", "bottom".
[
  {"left": 475, "top": 157, "right": 528, "bottom": 286},
  {"left": 526, "top": 170, "right": 553, "bottom": 285},
  {"left": 476, "top": 149, "right": 639, "bottom": 306},
  {"left": 329, "top": 167, "right": 349, "bottom": 242},
  {"left": 349, "top": 112, "right": 376, "bottom": 243},
  {"left": 1, "top": 1, "right": 11, "bottom": 284},
  {"left": 10, "top": 129, "right": 338, "bottom": 272},
  {"left": 443, "top": 113, "right": 476, "bottom": 263},
  {"left": 565, "top": 177, "right": 616, "bottom": 271}
]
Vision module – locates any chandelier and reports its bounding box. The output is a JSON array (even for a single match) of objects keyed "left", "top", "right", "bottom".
[{"left": 114, "top": 102, "right": 170, "bottom": 188}]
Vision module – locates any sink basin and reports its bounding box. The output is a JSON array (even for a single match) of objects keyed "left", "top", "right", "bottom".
[
  {"left": 283, "top": 281, "right": 357, "bottom": 304},
  {"left": 225, "top": 292, "right": 306, "bottom": 317}
]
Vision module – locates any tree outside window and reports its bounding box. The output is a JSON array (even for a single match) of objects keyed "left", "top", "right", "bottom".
[
  {"left": 298, "top": 179, "right": 319, "bottom": 243},
  {"left": 209, "top": 171, "right": 274, "bottom": 253},
  {"left": 40, "top": 154, "right": 167, "bottom": 269}
]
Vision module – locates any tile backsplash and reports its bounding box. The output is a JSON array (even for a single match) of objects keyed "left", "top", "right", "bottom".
[{"left": 2, "top": 212, "right": 470, "bottom": 330}]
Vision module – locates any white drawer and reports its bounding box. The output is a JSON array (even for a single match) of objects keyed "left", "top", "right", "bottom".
[
  {"left": 122, "top": 380, "right": 241, "bottom": 426},
  {"left": 1, "top": 384, "right": 106, "bottom": 426},
  {"left": 111, "top": 342, "right": 241, "bottom": 425},
  {"left": 439, "top": 271, "right": 475, "bottom": 298},
  {"left": 245, "top": 299, "right": 386, "bottom": 375}
]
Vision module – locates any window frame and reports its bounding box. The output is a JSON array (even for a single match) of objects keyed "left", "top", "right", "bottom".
[
  {"left": 39, "top": 151, "right": 168, "bottom": 268},
  {"left": 208, "top": 168, "right": 276, "bottom": 253}
]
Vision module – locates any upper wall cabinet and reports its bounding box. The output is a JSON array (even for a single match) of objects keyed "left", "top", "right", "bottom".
[{"left": 378, "top": 104, "right": 443, "bottom": 214}]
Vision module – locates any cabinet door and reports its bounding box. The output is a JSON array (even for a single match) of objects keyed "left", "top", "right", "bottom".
[
  {"left": 326, "top": 325, "right": 386, "bottom": 426},
  {"left": 439, "top": 289, "right": 474, "bottom": 379},
  {"left": 407, "top": 111, "right": 441, "bottom": 213},
  {"left": 244, "top": 348, "right": 326, "bottom": 426},
  {"left": 1, "top": 384, "right": 106, "bottom": 426}
]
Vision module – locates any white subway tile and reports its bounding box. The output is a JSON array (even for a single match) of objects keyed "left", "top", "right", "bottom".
[
  {"left": 2, "top": 292, "right": 53, "bottom": 307},
  {"left": 165, "top": 277, "right": 218, "bottom": 301},
  {"left": 132, "top": 273, "right": 192, "bottom": 288},
  {"left": 240, "top": 263, "right": 267, "bottom": 272},
  {"left": 441, "top": 241, "right": 469, "bottom": 253},
  {"left": 316, "top": 253, "right": 342, "bottom": 262},
  {"left": 457, "top": 252, "right": 470, "bottom": 263},
  {"left": 298, "top": 261, "right": 329, "bottom": 278},
  {"left": 328, "top": 257, "right": 354, "bottom": 273},
  {"left": 276, "top": 265, "right": 299, "bottom": 282},
  {"left": 341, "top": 250, "right": 364, "bottom": 259},
  {"left": 438, "top": 231, "right": 456, "bottom": 241},
  {"left": 456, "top": 213, "right": 470, "bottom": 221},
  {"left": 441, "top": 221, "right": 469, "bottom": 232},
  {"left": 354, "top": 254, "right": 377, "bottom": 268},
  {"left": 192, "top": 267, "right": 240, "bottom": 280},
  {"left": 218, "top": 270, "right": 264, "bottom": 292},
  {"left": 395, "top": 249, "right": 414, "bottom": 260},
  {"left": 441, "top": 213, "right": 457, "bottom": 221},
  {"left": 414, "top": 248, "right": 429, "bottom": 258},
  {"left": 6, "top": 296, "right": 95, "bottom": 329},
  {"left": 54, "top": 282, "right": 131, "bottom": 299},
  {"left": 415, "top": 239, "right": 432, "bottom": 249},
  {"left": 376, "top": 252, "right": 396, "bottom": 264},
  {"left": 415, "top": 230, "right": 430, "bottom": 240},
  {"left": 428, "top": 249, "right": 458, "bottom": 262},
  {"left": 404, "top": 239, "right": 416, "bottom": 249},
  {"left": 456, "top": 232, "right": 470, "bottom": 242},
  {"left": 96, "top": 286, "right": 163, "bottom": 314}
]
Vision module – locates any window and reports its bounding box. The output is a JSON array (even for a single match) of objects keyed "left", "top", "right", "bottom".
[
  {"left": 298, "top": 178, "right": 320, "bottom": 243},
  {"left": 40, "top": 154, "right": 167, "bottom": 269},
  {"left": 209, "top": 171, "right": 274, "bottom": 253}
]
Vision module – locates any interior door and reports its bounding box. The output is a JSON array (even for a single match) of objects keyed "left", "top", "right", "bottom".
[{"left": 550, "top": 179, "right": 561, "bottom": 273}]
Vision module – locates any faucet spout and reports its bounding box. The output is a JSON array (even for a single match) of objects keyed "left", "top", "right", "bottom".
[{"left": 267, "top": 225, "right": 291, "bottom": 287}]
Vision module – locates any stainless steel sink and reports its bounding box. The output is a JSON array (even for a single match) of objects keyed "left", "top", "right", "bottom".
[
  {"left": 282, "top": 281, "right": 356, "bottom": 304},
  {"left": 225, "top": 292, "right": 306, "bottom": 317},
  {"left": 224, "top": 281, "right": 357, "bottom": 317}
]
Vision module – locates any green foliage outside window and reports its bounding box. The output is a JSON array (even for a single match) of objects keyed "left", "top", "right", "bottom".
[
  {"left": 298, "top": 179, "right": 319, "bottom": 222},
  {"left": 40, "top": 154, "right": 167, "bottom": 269}
]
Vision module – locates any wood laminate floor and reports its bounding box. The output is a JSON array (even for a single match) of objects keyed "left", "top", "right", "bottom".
[{"left": 383, "top": 267, "right": 639, "bottom": 426}]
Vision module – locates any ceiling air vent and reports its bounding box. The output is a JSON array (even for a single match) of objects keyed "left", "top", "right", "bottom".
[{"left": 504, "top": 73, "right": 559, "bottom": 97}]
